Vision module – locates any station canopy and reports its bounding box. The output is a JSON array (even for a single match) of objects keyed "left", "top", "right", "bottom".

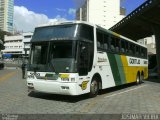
[{"left": 109, "top": 0, "right": 160, "bottom": 40}]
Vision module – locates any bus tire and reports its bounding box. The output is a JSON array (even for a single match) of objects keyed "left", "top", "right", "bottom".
[
  {"left": 140, "top": 73, "right": 144, "bottom": 83},
  {"left": 136, "top": 73, "right": 142, "bottom": 84},
  {"left": 89, "top": 77, "right": 99, "bottom": 97}
]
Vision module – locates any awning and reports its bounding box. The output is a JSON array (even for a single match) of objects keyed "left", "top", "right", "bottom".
[{"left": 3, "top": 54, "right": 12, "bottom": 58}]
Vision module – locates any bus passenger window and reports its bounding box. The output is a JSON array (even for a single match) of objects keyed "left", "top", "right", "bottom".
[
  {"left": 129, "top": 44, "right": 135, "bottom": 55},
  {"left": 115, "top": 38, "right": 120, "bottom": 53},
  {"left": 121, "top": 40, "right": 126, "bottom": 53},
  {"left": 144, "top": 48, "right": 147, "bottom": 58},
  {"left": 104, "top": 34, "right": 109, "bottom": 50},
  {"left": 141, "top": 48, "right": 144, "bottom": 57},
  {"left": 104, "top": 43, "right": 108, "bottom": 50},
  {"left": 80, "top": 25, "right": 94, "bottom": 41},
  {"left": 110, "top": 37, "right": 115, "bottom": 52},
  {"left": 125, "top": 42, "right": 129, "bottom": 53},
  {"left": 97, "top": 31, "right": 104, "bottom": 48},
  {"left": 136, "top": 46, "right": 140, "bottom": 56},
  {"left": 141, "top": 48, "right": 147, "bottom": 58},
  {"left": 97, "top": 42, "right": 101, "bottom": 48}
]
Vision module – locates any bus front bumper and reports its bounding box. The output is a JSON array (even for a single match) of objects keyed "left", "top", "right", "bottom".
[{"left": 27, "top": 80, "right": 79, "bottom": 96}]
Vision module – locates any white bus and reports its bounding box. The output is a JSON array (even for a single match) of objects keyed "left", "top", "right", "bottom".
[{"left": 27, "top": 21, "right": 148, "bottom": 97}]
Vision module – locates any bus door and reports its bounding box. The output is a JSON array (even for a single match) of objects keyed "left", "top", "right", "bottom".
[{"left": 78, "top": 41, "right": 93, "bottom": 76}]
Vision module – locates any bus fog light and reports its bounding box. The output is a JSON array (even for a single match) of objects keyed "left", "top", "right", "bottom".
[
  {"left": 61, "top": 78, "right": 69, "bottom": 81},
  {"left": 71, "top": 78, "right": 75, "bottom": 82}
]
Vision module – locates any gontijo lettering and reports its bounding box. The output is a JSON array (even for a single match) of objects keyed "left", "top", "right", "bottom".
[{"left": 129, "top": 58, "right": 140, "bottom": 64}]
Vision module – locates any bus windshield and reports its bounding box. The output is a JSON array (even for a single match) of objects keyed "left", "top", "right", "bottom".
[
  {"left": 31, "top": 43, "right": 48, "bottom": 65},
  {"left": 32, "top": 24, "right": 77, "bottom": 42},
  {"left": 28, "top": 41, "right": 77, "bottom": 73},
  {"left": 50, "top": 41, "right": 73, "bottom": 58}
]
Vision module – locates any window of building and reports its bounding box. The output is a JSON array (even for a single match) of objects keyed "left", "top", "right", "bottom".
[{"left": 24, "top": 35, "right": 32, "bottom": 38}]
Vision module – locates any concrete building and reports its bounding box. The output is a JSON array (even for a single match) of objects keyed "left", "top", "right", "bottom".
[
  {"left": 138, "top": 35, "right": 156, "bottom": 55},
  {"left": 76, "top": 0, "right": 125, "bottom": 29},
  {"left": 0, "top": 0, "right": 14, "bottom": 33},
  {"left": 2, "top": 32, "right": 33, "bottom": 58},
  {"left": 23, "top": 33, "right": 33, "bottom": 56}
]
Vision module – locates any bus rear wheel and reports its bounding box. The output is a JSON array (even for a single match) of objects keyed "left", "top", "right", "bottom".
[
  {"left": 140, "top": 74, "right": 144, "bottom": 83},
  {"left": 136, "top": 73, "right": 142, "bottom": 84},
  {"left": 89, "top": 78, "right": 99, "bottom": 97}
]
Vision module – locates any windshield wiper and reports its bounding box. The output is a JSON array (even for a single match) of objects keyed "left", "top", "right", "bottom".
[{"left": 49, "top": 61, "right": 58, "bottom": 74}]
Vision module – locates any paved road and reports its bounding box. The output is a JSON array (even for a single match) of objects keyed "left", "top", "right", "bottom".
[{"left": 0, "top": 69, "right": 160, "bottom": 115}]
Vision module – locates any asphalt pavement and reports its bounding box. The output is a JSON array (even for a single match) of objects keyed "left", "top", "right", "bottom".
[{"left": 0, "top": 68, "right": 160, "bottom": 119}]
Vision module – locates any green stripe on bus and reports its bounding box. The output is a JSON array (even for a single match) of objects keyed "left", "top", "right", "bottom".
[
  {"left": 115, "top": 55, "right": 126, "bottom": 84},
  {"left": 107, "top": 53, "right": 122, "bottom": 86}
]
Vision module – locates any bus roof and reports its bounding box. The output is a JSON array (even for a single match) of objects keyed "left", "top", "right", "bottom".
[
  {"left": 36, "top": 21, "right": 95, "bottom": 28},
  {"left": 36, "top": 21, "right": 147, "bottom": 48}
]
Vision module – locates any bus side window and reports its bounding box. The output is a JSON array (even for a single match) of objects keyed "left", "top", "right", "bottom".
[
  {"left": 141, "top": 48, "right": 144, "bottom": 57},
  {"left": 132, "top": 44, "right": 136, "bottom": 55},
  {"left": 80, "top": 25, "right": 94, "bottom": 41},
  {"left": 115, "top": 38, "right": 120, "bottom": 53},
  {"left": 121, "top": 40, "right": 125, "bottom": 53},
  {"left": 97, "top": 31, "right": 104, "bottom": 49},
  {"left": 129, "top": 43, "right": 135, "bottom": 55},
  {"left": 104, "top": 34, "right": 109, "bottom": 50},
  {"left": 143, "top": 48, "right": 147, "bottom": 58},
  {"left": 136, "top": 46, "right": 140, "bottom": 56},
  {"left": 110, "top": 37, "right": 115, "bottom": 52},
  {"left": 145, "top": 48, "right": 148, "bottom": 58},
  {"left": 126, "top": 42, "right": 129, "bottom": 54},
  {"left": 78, "top": 42, "right": 89, "bottom": 76}
]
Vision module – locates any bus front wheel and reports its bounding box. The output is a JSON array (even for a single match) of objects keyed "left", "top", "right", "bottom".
[{"left": 89, "top": 78, "right": 99, "bottom": 97}]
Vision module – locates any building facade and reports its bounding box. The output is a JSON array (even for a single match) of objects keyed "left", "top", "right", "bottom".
[
  {"left": 76, "top": 0, "right": 125, "bottom": 29},
  {"left": 138, "top": 35, "right": 156, "bottom": 55},
  {"left": 2, "top": 33, "right": 33, "bottom": 58},
  {"left": 23, "top": 33, "right": 32, "bottom": 56},
  {"left": 0, "top": 0, "right": 14, "bottom": 33}
]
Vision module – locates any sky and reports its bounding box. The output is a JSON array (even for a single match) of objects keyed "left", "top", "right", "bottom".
[{"left": 14, "top": 0, "right": 146, "bottom": 32}]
